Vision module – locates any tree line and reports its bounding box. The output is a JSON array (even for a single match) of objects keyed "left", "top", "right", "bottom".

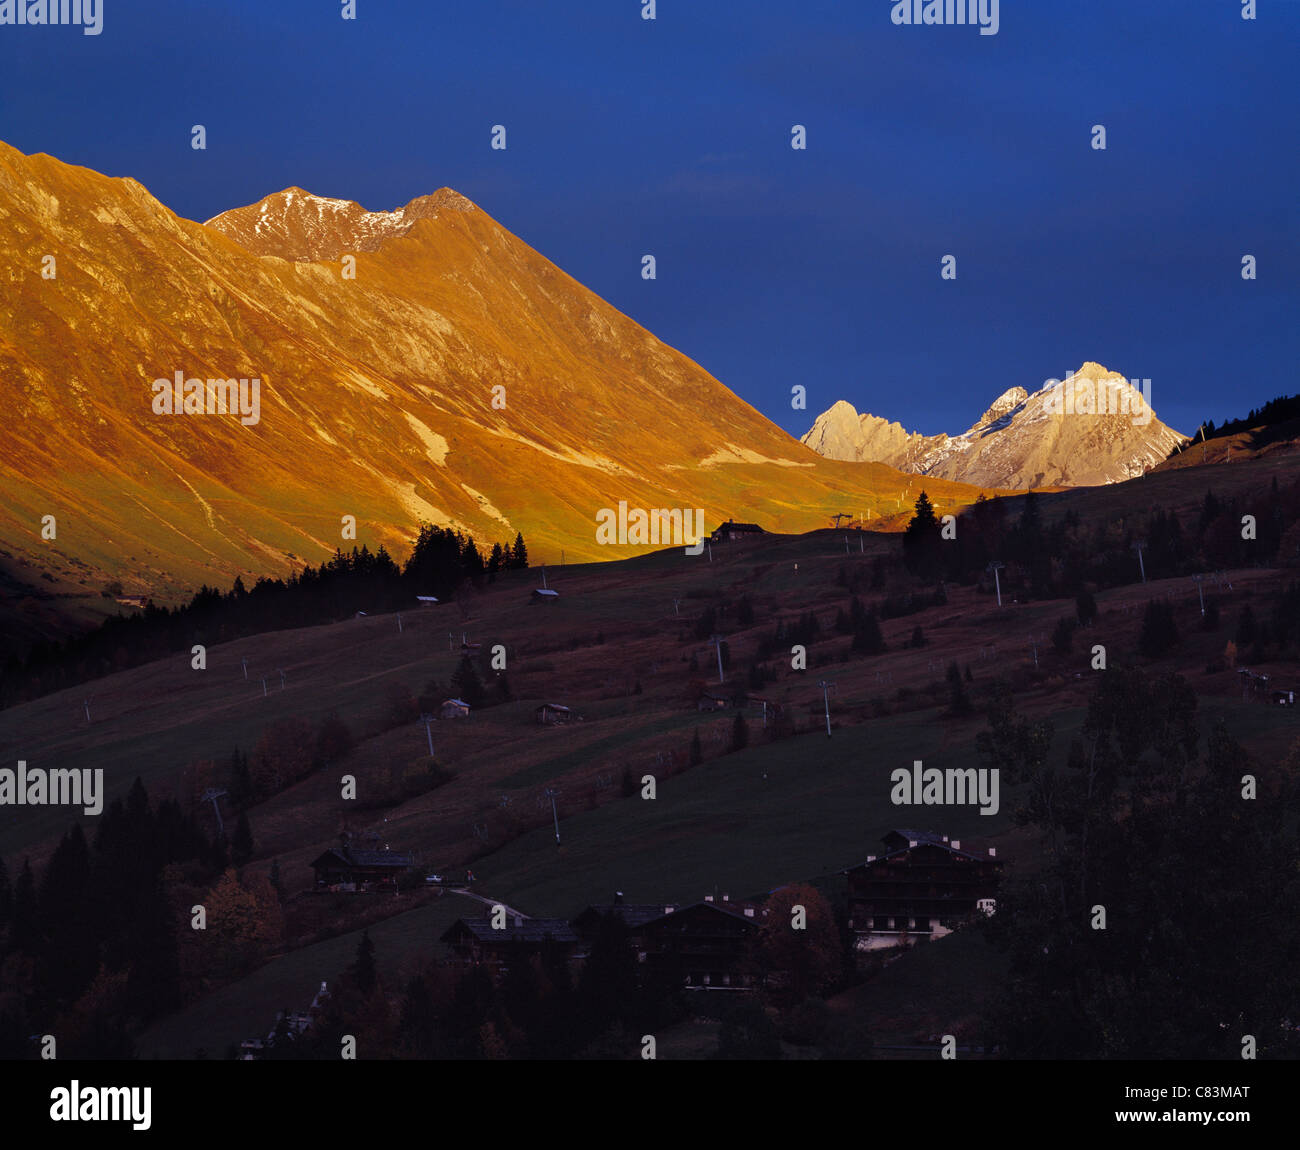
[
  {"left": 2, "top": 525, "right": 529, "bottom": 709},
  {"left": 1171, "top": 393, "right": 1300, "bottom": 453},
  {"left": 900, "top": 480, "right": 1300, "bottom": 601},
  {"left": 0, "top": 777, "right": 249, "bottom": 1058}
]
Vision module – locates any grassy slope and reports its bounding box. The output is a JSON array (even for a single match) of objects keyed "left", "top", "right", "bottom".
[{"left": 3, "top": 521, "right": 1295, "bottom": 1059}]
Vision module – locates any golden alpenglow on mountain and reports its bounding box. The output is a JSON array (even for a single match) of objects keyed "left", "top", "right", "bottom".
[
  {"left": 0, "top": 141, "right": 1003, "bottom": 614},
  {"left": 2, "top": 0, "right": 1297, "bottom": 1105},
  {"left": 802, "top": 363, "right": 1188, "bottom": 489}
]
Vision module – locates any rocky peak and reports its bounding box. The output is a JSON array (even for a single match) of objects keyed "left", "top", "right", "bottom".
[
  {"left": 204, "top": 185, "right": 479, "bottom": 262},
  {"left": 802, "top": 364, "right": 1187, "bottom": 488},
  {"left": 971, "top": 387, "right": 1029, "bottom": 432}
]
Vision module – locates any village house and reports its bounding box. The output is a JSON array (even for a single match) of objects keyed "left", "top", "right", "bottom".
[
  {"left": 570, "top": 892, "right": 676, "bottom": 955},
  {"left": 843, "top": 830, "right": 1001, "bottom": 951},
  {"left": 696, "top": 690, "right": 731, "bottom": 712},
  {"left": 440, "top": 698, "right": 471, "bottom": 719},
  {"left": 638, "top": 899, "right": 763, "bottom": 991},
  {"left": 708, "top": 519, "right": 766, "bottom": 544},
  {"left": 310, "top": 843, "right": 415, "bottom": 891},
  {"left": 440, "top": 916, "right": 580, "bottom": 976}
]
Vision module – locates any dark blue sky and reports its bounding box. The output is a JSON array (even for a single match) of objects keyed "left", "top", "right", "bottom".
[{"left": 2, "top": 0, "right": 1296, "bottom": 439}]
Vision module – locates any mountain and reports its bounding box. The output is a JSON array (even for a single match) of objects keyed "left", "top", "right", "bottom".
[
  {"left": 0, "top": 142, "right": 1006, "bottom": 648},
  {"left": 203, "top": 186, "right": 478, "bottom": 262},
  {"left": 802, "top": 364, "right": 1188, "bottom": 489}
]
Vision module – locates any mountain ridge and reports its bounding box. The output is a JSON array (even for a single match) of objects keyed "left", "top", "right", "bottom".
[
  {"left": 802, "top": 363, "right": 1188, "bottom": 488},
  {"left": 203, "top": 186, "right": 478, "bottom": 262},
  {"left": 0, "top": 141, "right": 1008, "bottom": 645}
]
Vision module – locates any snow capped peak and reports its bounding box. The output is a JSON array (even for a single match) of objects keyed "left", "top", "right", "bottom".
[
  {"left": 204, "top": 185, "right": 480, "bottom": 262},
  {"left": 972, "top": 386, "right": 1029, "bottom": 431},
  {"left": 802, "top": 363, "right": 1188, "bottom": 488}
]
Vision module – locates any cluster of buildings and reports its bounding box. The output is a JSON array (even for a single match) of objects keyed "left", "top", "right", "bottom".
[
  {"left": 436, "top": 829, "right": 1002, "bottom": 988},
  {"left": 256, "top": 832, "right": 1002, "bottom": 1056},
  {"left": 442, "top": 895, "right": 765, "bottom": 991}
]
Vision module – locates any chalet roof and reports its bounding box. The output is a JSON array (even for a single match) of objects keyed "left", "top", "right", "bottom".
[
  {"left": 844, "top": 834, "right": 999, "bottom": 872},
  {"left": 310, "top": 846, "right": 414, "bottom": 870},
  {"left": 442, "top": 698, "right": 470, "bottom": 708},
  {"left": 441, "top": 917, "right": 579, "bottom": 945},
  {"left": 640, "top": 900, "right": 759, "bottom": 931},
  {"left": 572, "top": 903, "right": 672, "bottom": 930},
  {"left": 347, "top": 849, "right": 414, "bottom": 867},
  {"left": 537, "top": 702, "right": 573, "bottom": 712},
  {"left": 885, "top": 829, "right": 947, "bottom": 847},
  {"left": 533, "top": 588, "right": 559, "bottom": 597},
  {"left": 714, "top": 520, "right": 764, "bottom": 532}
]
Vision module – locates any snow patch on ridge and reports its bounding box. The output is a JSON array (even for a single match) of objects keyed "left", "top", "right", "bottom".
[
  {"left": 699, "top": 443, "right": 814, "bottom": 468},
  {"left": 403, "top": 412, "right": 449, "bottom": 465},
  {"left": 460, "top": 483, "right": 511, "bottom": 526}
]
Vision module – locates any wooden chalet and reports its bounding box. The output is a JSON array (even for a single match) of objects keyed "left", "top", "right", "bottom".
[
  {"left": 708, "top": 519, "right": 766, "bottom": 544},
  {"left": 441, "top": 916, "right": 580, "bottom": 975},
  {"left": 571, "top": 893, "right": 677, "bottom": 952},
  {"left": 843, "top": 830, "right": 1001, "bottom": 951},
  {"left": 310, "top": 844, "right": 414, "bottom": 890},
  {"left": 639, "top": 900, "right": 762, "bottom": 991},
  {"left": 696, "top": 690, "right": 730, "bottom": 712},
  {"left": 415, "top": 595, "right": 440, "bottom": 606},
  {"left": 535, "top": 702, "right": 583, "bottom": 725},
  {"left": 440, "top": 698, "right": 470, "bottom": 719}
]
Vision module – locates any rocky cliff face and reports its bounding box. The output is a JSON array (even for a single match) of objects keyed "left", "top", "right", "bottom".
[{"left": 802, "top": 364, "right": 1187, "bottom": 488}]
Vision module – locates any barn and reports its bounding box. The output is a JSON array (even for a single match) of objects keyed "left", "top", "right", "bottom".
[
  {"left": 310, "top": 845, "right": 414, "bottom": 890},
  {"left": 536, "top": 702, "right": 582, "bottom": 725},
  {"left": 708, "top": 519, "right": 766, "bottom": 544}
]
